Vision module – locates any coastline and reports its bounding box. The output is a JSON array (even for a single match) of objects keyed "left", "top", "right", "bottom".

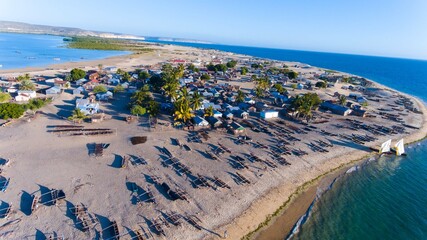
[
  {"left": 218, "top": 93, "right": 427, "bottom": 240},
  {"left": 0, "top": 43, "right": 426, "bottom": 239}
]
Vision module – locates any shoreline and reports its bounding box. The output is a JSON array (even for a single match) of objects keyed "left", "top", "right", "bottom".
[{"left": 228, "top": 96, "right": 427, "bottom": 240}]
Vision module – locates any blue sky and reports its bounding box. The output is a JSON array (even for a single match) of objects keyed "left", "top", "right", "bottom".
[{"left": 1, "top": 0, "right": 427, "bottom": 59}]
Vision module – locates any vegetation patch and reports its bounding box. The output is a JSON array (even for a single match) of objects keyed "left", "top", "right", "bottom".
[{"left": 65, "top": 36, "right": 154, "bottom": 52}]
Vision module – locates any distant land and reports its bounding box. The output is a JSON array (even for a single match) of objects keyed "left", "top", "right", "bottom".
[{"left": 0, "top": 20, "right": 211, "bottom": 44}]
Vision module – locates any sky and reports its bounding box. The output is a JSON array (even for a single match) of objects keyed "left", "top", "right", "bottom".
[{"left": 1, "top": 0, "right": 427, "bottom": 60}]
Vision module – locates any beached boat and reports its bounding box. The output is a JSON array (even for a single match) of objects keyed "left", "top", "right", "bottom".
[
  {"left": 379, "top": 139, "right": 392, "bottom": 154},
  {"left": 370, "top": 139, "right": 392, "bottom": 154},
  {"left": 391, "top": 139, "right": 406, "bottom": 156}
]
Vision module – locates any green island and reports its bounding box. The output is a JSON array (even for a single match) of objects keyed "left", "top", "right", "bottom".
[{"left": 64, "top": 36, "right": 154, "bottom": 53}]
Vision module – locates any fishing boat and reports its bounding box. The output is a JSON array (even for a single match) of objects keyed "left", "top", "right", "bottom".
[
  {"left": 391, "top": 138, "right": 406, "bottom": 156},
  {"left": 370, "top": 139, "right": 392, "bottom": 154}
]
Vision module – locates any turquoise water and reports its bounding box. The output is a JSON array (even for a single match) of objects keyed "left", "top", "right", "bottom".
[
  {"left": 147, "top": 40, "right": 427, "bottom": 240},
  {"left": 0, "top": 32, "right": 127, "bottom": 70},
  {"left": 292, "top": 143, "right": 427, "bottom": 240}
]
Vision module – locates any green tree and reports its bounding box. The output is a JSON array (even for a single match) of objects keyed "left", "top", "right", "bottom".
[
  {"left": 240, "top": 67, "right": 248, "bottom": 75},
  {"left": 226, "top": 60, "right": 237, "bottom": 68},
  {"left": 236, "top": 90, "right": 246, "bottom": 103},
  {"left": 215, "top": 64, "right": 228, "bottom": 72},
  {"left": 149, "top": 75, "right": 165, "bottom": 91},
  {"left": 200, "top": 73, "right": 211, "bottom": 80},
  {"left": 291, "top": 93, "right": 321, "bottom": 121},
  {"left": 147, "top": 100, "right": 160, "bottom": 116},
  {"left": 174, "top": 99, "right": 194, "bottom": 123},
  {"left": 19, "top": 80, "right": 36, "bottom": 91},
  {"left": 113, "top": 85, "right": 125, "bottom": 93},
  {"left": 116, "top": 68, "right": 125, "bottom": 75},
  {"left": 130, "top": 105, "right": 146, "bottom": 116},
  {"left": 204, "top": 105, "right": 214, "bottom": 117},
  {"left": 254, "top": 86, "right": 264, "bottom": 98},
  {"left": 290, "top": 83, "right": 298, "bottom": 90},
  {"left": 0, "top": 103, "right": 26, "bottom": 119},
  {"left": 274, "top": 83, "right": 286, "bottom": 94},
  {"left": 70, "top": 68, "right": 86, "bottom": 81},
  {"left": 93, "top": 85, "right": 107, "bottom": 93},
  {"left": 338, "top": 95, "right": 347, "bottom": 106},
  {"left": 161, "top": 64, "right": 183, "bottom": 101},
  {"left": 17, "top": 73, "right": 31, "bottom": 82},
  {"left": 187, "top": 64, "right": 199, "bottom": 72},
  {"left": 287, "top": 71, "right": 298, "bottom": 79},
  {"left": 190, "top": 91, "right": 203, "bottom": 110},
  {"left": 138, "top": 71, "right": 150, "bottom": 80},
  {"left": 68, "top": 108, "right": 88, "bottom": 123},
  {"left": 315, "top": 81, "right": 327, "bottom": 88},
  {"left": 0, "top": 93, "right": 12, "bottom": 103},
  {"left": 131, "top": 85, "right": 152, "bottom": 106},
  {"left": 26, "top": 98, "right": 50, "bottom": 110},
  {"left": 251, "top": 63, "right": 263, "bottom": 69}
]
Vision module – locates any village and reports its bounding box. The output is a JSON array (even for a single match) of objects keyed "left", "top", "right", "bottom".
[{"left": 0, "top": 45, "right": 424, "bottom": 239}]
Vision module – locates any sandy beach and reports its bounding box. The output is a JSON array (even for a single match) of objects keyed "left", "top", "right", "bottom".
[{"left": 0, "top": 44, "right": 426, "bottom": 240}]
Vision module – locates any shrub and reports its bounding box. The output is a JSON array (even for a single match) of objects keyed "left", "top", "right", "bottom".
[{"left": 0, "top": 103, "right": 26, "bottom": 119}]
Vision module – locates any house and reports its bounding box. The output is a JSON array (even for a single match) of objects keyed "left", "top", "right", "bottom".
[
  {"left": 351, "top": 108, "right": 367, "bottom": 117},
  {"left": 244, "top": 97, "right": 255, "bottom": 105},
  {"left": 75, "top": 78, "right": 87, "bottom": 85},
  {"left": 53, "top": 79, "right": 68, "bottom": 88},
  {"left": 206, "top": 116, "right": 223, "bottom": 128},
  {"left": 260, "top": 110, "right": 279, "bottom": 119},
  {"left": 73, "top": 86, "right": 85, "bottom": 95},
  {"left": 15, "top": 93, "right": 31, "bottom": 102},
  {"left": 320, "top": 101, "right": 352, "bottom": 116},
  {"left": 17, "top": 90, "right": 36, "bottom": 98},
  {"left": 88, "top": 72, "right": 100, "bottom": 82},
  {"left": 193, "top": 116, "right": 209, "bottom": 127},
  {"left": 96, "top": 91, "right": 113, "bottom": 101},
  {"left": 232, "top": 109, "right": 249, "bottom": 119},
  {"left": 255, "top": 102, "right": 268, "bottom": 111},
  {"left": 76, "top": 98, "right": 99, "bottom": 115},
  {"left": 108, "top": 77, "right": 121, "bottom": 85},
  {"left": 223, "top": 111, "right": 233, "bottom": 119},
  {"left": 229, "top": 121, "right": 245, "bottom": 135},
  {"left": 104, "top": 66, "right": 118, "bottom": 72},
  {"left": 45, "top": 86, "right": 61, "bottom": 95},
  {"left": 213, "top": 110, "right": 223, "bottom": 118},
  {"left": 357, "top": 96, "right": 368, "bottom": 104}
]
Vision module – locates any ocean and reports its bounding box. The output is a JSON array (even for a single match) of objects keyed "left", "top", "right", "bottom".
[
  {"left": 147, "top": 40, "right": 427, "bottom": 240},
  {"left": 0, "top": 32, "right": 127, "bottom": 70}
]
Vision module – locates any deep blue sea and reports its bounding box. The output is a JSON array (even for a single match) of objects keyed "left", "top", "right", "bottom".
[
  {"left": 0, "top": 32, "right": 127, "bottom": 70},
  {"left": 147, "top": 40, "right": 427, "bottom": 240}
]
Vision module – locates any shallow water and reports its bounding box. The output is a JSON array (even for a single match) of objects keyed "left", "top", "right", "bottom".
[
  {"left": 293, "top": 142, "right": 427, "bottom": 240},
  {"left": 0, "top": 32, "right": 127, "bottom": 69}
]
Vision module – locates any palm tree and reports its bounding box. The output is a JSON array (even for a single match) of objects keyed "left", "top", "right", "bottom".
[
  {"left": 254, "top": 86, "right": 264, "bottom": 98},
  {"left": 163, "top": 81, "right": 179, "bottom": 101},
  {"left": 338, "top": 95, "right": 347, "bottom": 106},
  {"left": 236, "top": 90, "right": 246, "bottom": 103},
  {"left": 68, "top": 109, "right": 88, "bottom": 123},
  {"left": 174, "top": 100, "right": 194, "bottom": 123},
  {"left": 19, "top": 79, "right": 36, "bottom": 91},
  {"left": 191, "top": 91, "right": 203, "bottom": 110},
  {"left": 204, "top": 105, "right": 214, "bottom": 117}
]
